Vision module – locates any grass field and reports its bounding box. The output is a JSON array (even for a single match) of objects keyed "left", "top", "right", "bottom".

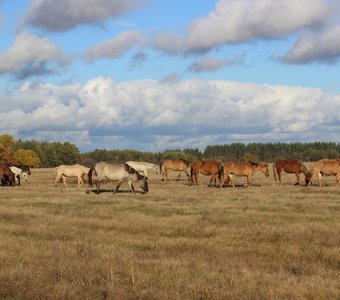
[{"left": 0, "top": 167, "right": 339, "bottom": 299}]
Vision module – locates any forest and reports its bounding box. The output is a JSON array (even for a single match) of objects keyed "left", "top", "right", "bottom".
[{"left": 1, "top": 134, "right": 339, "bottom": 167}]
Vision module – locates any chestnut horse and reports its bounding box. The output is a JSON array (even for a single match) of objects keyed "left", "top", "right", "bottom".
[
  {"left": 219, "top": 162, "right": 269, "bottom": 187},
  {"left": 160, "top": 159, "right": 191, "bottom": 181},
  {"left": 307, "top": 159, "right": 340, "bottom": 187},
  {"left": 190, "top": 160, "right": 221, "bottom": 186},
  {"left": 273, "top": 160, "right": 311, "bottom": 185}
]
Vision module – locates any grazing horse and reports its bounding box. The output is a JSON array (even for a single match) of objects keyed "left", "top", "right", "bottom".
[
  {"left": 125, "top": 161, "right": 158, "bottom": 178},
  {"left": 307, "top": 159, "right": 340, "bottom": 187},
  {"left": 273, "top": 160, "right": 311, "bottom": 185},
  {"left": 9, "top": 166, "right": 29, "bottom": 185},
  {"left": 54, "top": 164, "right": 90, "bottom": 188},
  {"left": 160, "top": 159, "right": 191, "bottom": 181},
  {"left": 88, "top": 162, "right": 148, "bottom": 194},
  {"left": 190, "top": 160, "right": 221, "bottom": 186},
  {"left": 0, "top": 163, "right": 16, "bottom": 186},
  {"left": 219, "top": 162, "right": 270, "bottom": 187}
]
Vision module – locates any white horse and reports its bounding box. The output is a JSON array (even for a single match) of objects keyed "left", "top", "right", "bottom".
[
  {"left": 54, "top": 164, "right": 90, "bottom": 188},
  {"left": 125, "top": 161, "right": 158, "bottom": 178},
  {"left": 88, "top": 162, "right": 148, "bottom": 194},
  {"left": 9, "top": 166, "right": 29, "bottom": 185}
]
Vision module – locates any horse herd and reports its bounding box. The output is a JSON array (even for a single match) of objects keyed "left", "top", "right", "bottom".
[{"left": 1, "top": 158, "right": 340, "bottom": 193}]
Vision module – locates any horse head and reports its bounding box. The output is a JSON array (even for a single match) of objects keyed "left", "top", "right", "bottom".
[{"left": 257, "top": 163, "right": 270, "bottom": 177}]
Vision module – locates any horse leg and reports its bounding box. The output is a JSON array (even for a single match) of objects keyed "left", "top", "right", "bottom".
[
  {"left": 127, "top": 180, "right": 135, "bottom": 194},
  {"left": 61, "top": 175, "right": 68, "bottom": 188},
  {"left": 294, "top": 173, "right": 300, "bottom": 185},
  {"left": 277, "top": 168, "right": 282, "bottom": 184},
  {"left": 165, "top": 169, "right": 169, "bottom": 181},
  {"left": 318, "top": 172, "right": 322, "bottom": 186},
  {"left": 54, "top": 175, "right": 61, "bottom": 187},
  {"left": 229, "top": 175, "right": 235, "bottom": 188},
  {"left": 184, "top": 170, "right": 190, "bottom": 181},
  {"left": 209, "top": 174, "right": 216, "bottom": 187},
  {"left": 114, "top": 180, "right": 123, "bottom": 193},
  {"left": 176, "top": 172, "right": 181, "bottom": 181},
  {"left": 244, "top": 175, "right": 250, "bottom": 187},
  {"left": 16, "top": 175, "right": 21, "bottom": 186},
  {"left": 336, "top": 173, "right": 339, "bottom": 187},
  {"left": 95, "top": 181, "right": 101, "bottom": 194}
]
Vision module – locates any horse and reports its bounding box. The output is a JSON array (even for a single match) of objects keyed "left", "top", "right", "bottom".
[
  {"left": 14, "top": 164, "right": 31, "bottom": 175},
  {"left": 0, "top": 163, "right": 16, "bottom": 186},
  {"left": 219, "top": 162, "right": 270, "bottom": 187},
  {"left": 9, "top": 166, "right": 29, "bottom": 185},
  {"left": 54, "top": 164, "right": 90, "bottom": 188},
  {"left": 160, "top": 159, "right": 191, "bottom": 181},
  {"left": 273, "top": 160, "right": 311, "bottom": 185},
  {"left": 125, "top": 161, "right": 158, "bottom": 178},
  {"left": 190, "top": 160, "right": 221, "bottom": 186},
  {"left": 307, "top": 159, "right": 340, "bottom": 187},
  {"left": 88, "top": 162, "right": 148, "bottom": 194}
]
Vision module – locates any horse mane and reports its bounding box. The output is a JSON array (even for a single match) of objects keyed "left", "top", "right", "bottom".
[
  {"left": 124, "top": 163, "right": 146, "bottom": 181},
  {"left": 250, "top": 161, "right": 258, "bottom": 167}
]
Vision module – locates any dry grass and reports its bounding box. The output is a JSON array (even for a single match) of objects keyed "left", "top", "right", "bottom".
[{"left": 0, "top": 167, "right": 339, "bottom": 299}]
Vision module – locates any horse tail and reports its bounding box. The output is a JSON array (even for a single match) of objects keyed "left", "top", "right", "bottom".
[
  {"left": 300, "top": 162, "right": 309, "bottom": 175},
  {"left": 218, "top": 163, "right": 224, "bottom": 181},
  {"left": 88, "top": 167, "right": 96, "bottom": 187},
  {"left": 273, "top": 162, "right": 278, "bottom": 181},
  {"left": 159, "top": 161, "right": 163, "bottom": 174}
]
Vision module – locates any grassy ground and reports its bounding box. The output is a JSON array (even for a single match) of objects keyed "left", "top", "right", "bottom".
[{"left": 0, "top": 167, "right": 339, "bottom": 299}]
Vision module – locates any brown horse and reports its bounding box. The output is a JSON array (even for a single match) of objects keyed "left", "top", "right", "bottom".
[
  {"left": 307, "top": 159, "right": 340, "bottom": 187},
  {"left": 0, "top": 163, "right": 16, "bottom": 186},
  {"left": 160, "top": 159, "right": 191, "bottom": 181},
  {"left": 190, "top": 160, "right": 221, "bottom": 186},
  {"left": 219, "top": 162, "right": 269, "bottom": 187},
  {"left": 273, "top": 160, "right": 311, "bottom": 185}
]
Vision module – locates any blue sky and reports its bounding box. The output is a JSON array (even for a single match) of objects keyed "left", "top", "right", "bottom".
[{"left": 0, "top": 0, "right": 339, "bottom": 152}]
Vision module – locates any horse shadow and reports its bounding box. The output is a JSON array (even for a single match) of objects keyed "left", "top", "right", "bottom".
[{"left": 86, "top": 188, "right": 146, "bottom": 195}]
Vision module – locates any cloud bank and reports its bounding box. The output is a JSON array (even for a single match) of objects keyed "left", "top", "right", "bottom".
[
  {"left": 155, "top": 0, "right": 331, "bottom": 55},
  {"left": 1, "top": 77, "right": 339, "bottom": 151},
  {"left": 24, "top": 0, "right": 143, "bottom": 32}
]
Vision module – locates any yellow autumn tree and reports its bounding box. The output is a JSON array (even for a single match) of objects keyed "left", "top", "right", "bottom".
[
  {"left": 14, "top": 149, "right": 40, "bottom": 167},
  {"left": 0, "top": 143, "right": 17, "bottom": 164},
  {"left": 0, "top": 134, "right": 16, "bottom": 148}
]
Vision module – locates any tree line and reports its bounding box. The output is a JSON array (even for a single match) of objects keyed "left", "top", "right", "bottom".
[{"left": 1, "top": 134, "right": 339, "bottom": 167}]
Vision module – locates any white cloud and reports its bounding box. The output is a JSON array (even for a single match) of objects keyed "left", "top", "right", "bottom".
[
  {"left": 154, "top": 0, "right": 331, "bottom": 54},
  {"left": 24, "top": 0, "right": 142, "bottom": 32},
  {"left": 282, "top": 26, "right": 340, "bottom": 64},
  {"left": 0, "top": 77, "right": 339, "bottom": 150},
  {"left": 84, "top": 30, "right": 145, "bottom": 62},
  {"left": 0, "top": 32, "right": 71, "bottom": 79}
]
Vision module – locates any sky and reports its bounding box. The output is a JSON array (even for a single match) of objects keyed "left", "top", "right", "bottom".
[{"left": 0, "top": 0, "right": 339, "bottom": 152}]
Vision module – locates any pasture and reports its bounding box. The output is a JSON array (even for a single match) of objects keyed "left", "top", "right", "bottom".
[{"left": 0, "top": 167, "right": 339, "bottom": 299}]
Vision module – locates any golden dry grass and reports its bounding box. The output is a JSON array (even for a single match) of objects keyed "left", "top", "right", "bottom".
[{"left": 0, "top": 167, "right": 339, "bottom": 299}]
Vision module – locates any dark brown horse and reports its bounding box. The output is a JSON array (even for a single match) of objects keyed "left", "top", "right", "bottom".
[
  {"left": 190, "top": 160, "right": 221, "bottom": 186},
  {"left": 0, "top": 163, "right": 16, "bottom": 186},
  {"left": 273, "top": 160, "right": 311, "bottom": 185},
  {"left": 160, "top": 159, "right": 191, "bottom": 181},
  {"left": 219, "top": 162, "right": 269, "bottom": 187}
]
